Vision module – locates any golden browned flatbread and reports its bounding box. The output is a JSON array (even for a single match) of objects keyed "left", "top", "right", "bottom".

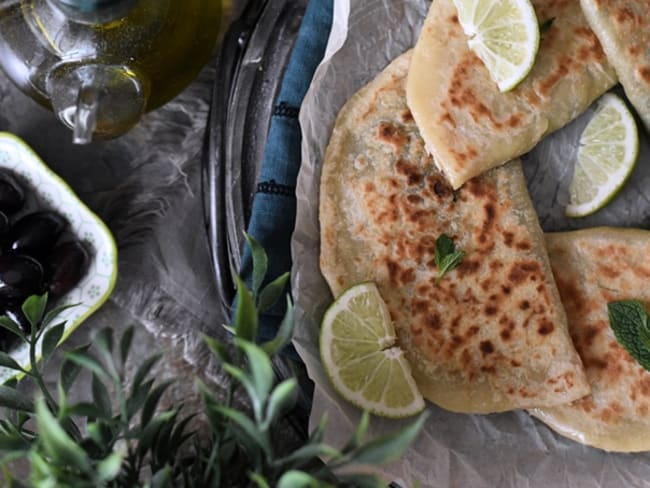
[
  {"left": 580, "top": 0, "right": 650, "bottom": 132},
  {"left": 319, "top": 51, "right": 590, "bottom": 414},
  {"left": 406, "top": 0, "right": 617, "bottom": 189},
  {"left": 531, "top": 228, "right": 650, "bottom": 452}
]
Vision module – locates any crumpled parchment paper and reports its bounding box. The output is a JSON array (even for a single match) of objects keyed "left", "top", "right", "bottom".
[{"left": 292, "top": 0, "right": 650, "bottom": 486}]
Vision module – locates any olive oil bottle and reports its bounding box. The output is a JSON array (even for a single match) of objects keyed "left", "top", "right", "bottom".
[{"left": 0, "top": 0, "right": 226, "bottom": 142}]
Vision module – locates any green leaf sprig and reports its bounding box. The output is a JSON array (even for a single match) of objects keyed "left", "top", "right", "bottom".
[
  {"left": 0, "top": 232, "right": 427, "bottom": 487},
  {"left": 434, "top": 234, "right": 466, "bottom": 283},
  {"left": 608, "top": 300, "right": 650, "bottom": 370}
]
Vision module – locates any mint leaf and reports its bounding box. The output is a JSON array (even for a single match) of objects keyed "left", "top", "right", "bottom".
[
  {"left": 608, "top": 300, "right": 650, "bottom": 370},
  {"left": 434, "top": 234, "right": 465, "bottom": 283}
]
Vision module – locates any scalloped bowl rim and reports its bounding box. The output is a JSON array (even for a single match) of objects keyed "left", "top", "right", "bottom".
[{"left": 0, "top": 132, "right": 118, "bottom": 381}]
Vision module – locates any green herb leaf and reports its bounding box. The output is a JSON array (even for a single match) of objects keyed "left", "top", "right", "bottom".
[
  {"left": 42, "top": 303, "right": 78, "bottom": 328},
  {"left": 263, "top": 378, "right": 298, "bottom": 430},
  {"left": 249, "top": 472, "right": 272, "bottom": 488},
  {"left": 337, "top": 473, "right": 383, "bottom": 488},
  {"left": 342, "top": 410, "right": 370, "bottom": 453},
  {"left": 608, "top": 300, "right": 650, "bottom": 370},
  {"left": 245, "top": 233, "right": 268, "bottom": 297},
  {"left": 275, "top": 443, "right": 340, "bottom": 470},
  {"left": 65, "top": 350, "right": 108, "bottom": 381},
  {"left": 0, "top": 352, "right": 25, "bottom": 373},
  {"left": 119, "top": 326, "right": 135, "bottom": 367},
  {"left": 348, "top": 410, "right": 429, "bottom": 464},
  {"left": 138, "top": 410, "right": 176, "bottom": 457},
  {"left": 261, "top": 296, "right": 294, "bottom": 356},
  {"left": 150, "top": 465, "right": 172, "bottom": 488},
  {"left": 0, "top": 316, "right": 26, "bottom": 342},
  {"left": 141, "top": 379, "right": 175, "bottom": 430},
  {"left": 0, "top": 386, "right": 33, "bottom": 412},
  {"left": 0, "top": 431, "right": 30, "bottom": 451},
  {"left": 91, "top": 373, "right": 113, "bottom": 419},
  {"left": 35, "top": 397, "right": 90, "bottom": 472},
  {"left": 215, "top": 405, "right": 271, "bottom": 458},
  {"left": 40, "top": 321, "right": 65, "bottom": 363},
  {"left": 203, "top": 335, "right": 229, "bottom": 363},
  {"left": 233, "top": 275, "right": 258, "bottom": 342},
  {"left": 21, "top": 295, "right": 47, "bottom": 332},
  {"left": 237, "top": 340, "right": 273, "bottom": 406},
  {"left": 539, "top": 17, "right": 555, "bottom": 34},
  {"left": 434, "top": 234, "right": 465, "bottom": 283},
  {"left": 258, "top": 272, "right": 290, "bottom": 313},
  {"left": 127, "top": 379, "right": 155, "bottom": 421},
  {"left": 131, "top": 352, "right": 163, "bottom": 392},
  {"left": 276, "top": 470, "right": 324, "bottom": 488},
  {"left": 96, "top": 449, "right": 124, "bottom": 482},
  {"left": 59, "top": 345, "right": 89, "bottom": 394}
]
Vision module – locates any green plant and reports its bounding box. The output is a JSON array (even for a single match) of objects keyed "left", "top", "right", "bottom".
[{"left": 0, "top": 235, "right": 427, "bottom": 487}]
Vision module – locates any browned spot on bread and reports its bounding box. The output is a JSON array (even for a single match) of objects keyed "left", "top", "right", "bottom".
[
  {"left": 400, "top": 109, "right": 414, "bottom": 123},
  {"left": 537, "top": 320, "right": 555, "bottom": 336},
  {"left": 385, "top": 259, "right": 400, "bottom": 285},
  {"left": 516, "top": 240, "right": 532, "bottom": 251},
  {"left": 638, "top": 66, "right": 650, "bottom": 84},
  {"left": 629, "top": 44, "right": 642, "bottom": 57},
  {"left": 519, "top": 300, "right": 530, "bottom": 310},
  {"left": 507, "top": 113, "right": 523, "bottom": 128},
  {"left": 538, "top": 54, "right": 571, "bottom": 96},
  {"left": 457, "top": 259, "right": 481, "bottom": 277},
  {"left": 426, "top": 174, "right": 454, "bottom": 199},
  {"left": 479, "top": 340, "right": 494, "bottom": 355},
  {"left": 400, "top": 268, "right": 416, "bottom": 285},
  {"left": 507, "top": 261, "right": 542, "bottom": 285},
  {"left": 615, "top": 6, "right": 638, "bottom": 24},
  {"left": 396, "top": 159, "right": 424, "bottom": 186},
  {"left": 440, "top": 112, "right": 457, "bottom": 128},
  {"left": 426, "top": 313, "right": 442, "bottom": 330},
  {"left": 584, "top": 357, "right": 607, "bottom": 370},
  {"left": 485, "top": 305, "right": 497, "bottom": 316},
  {"left": 377, "top": 122, "right": 408, "bottom": 150},
  {"left": 406, "top": 194, "right": 423, "bottom": 205},
  {"left": 449, "top": 14, "right": 458, "bottom": 24}
]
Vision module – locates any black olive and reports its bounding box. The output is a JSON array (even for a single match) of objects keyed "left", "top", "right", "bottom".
[
  {"left": 0, "top": 211, "right": 8, "bottom": 238},
  {"left": 5, "top": 211, "right": 67, "bottom": 259},
  {"left": 0, "top": 254, "right": 44, "bottom": 300},
  {"left": 47, "top": 241, "right": 89, "bottom": 297},
  {"left": 0, "top": 172, "right": 24, "bottom": 215}
]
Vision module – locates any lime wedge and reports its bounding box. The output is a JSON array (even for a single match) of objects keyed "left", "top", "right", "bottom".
[
  {"left": 319, "top": 282, "right": 425, "bottom": 418},
  {"left": 453, "top": 0, "right": 540, "bottom": 92},
  {"left": 566, "top": 94, "right": 639, "bottom": 218}
]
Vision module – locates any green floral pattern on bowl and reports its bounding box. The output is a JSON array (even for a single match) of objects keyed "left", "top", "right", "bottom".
[{"left": 0, "top": 133, "right": 118, "bottom": 382}]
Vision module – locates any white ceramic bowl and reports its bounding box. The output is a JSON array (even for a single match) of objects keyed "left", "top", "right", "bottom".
[{"left": 0, "top": 132, "right": 118, "bottom": 382}]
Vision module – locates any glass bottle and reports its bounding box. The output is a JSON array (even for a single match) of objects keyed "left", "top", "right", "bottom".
[{"left": 0, "top": 0, "right": 225, "bottom": 143}]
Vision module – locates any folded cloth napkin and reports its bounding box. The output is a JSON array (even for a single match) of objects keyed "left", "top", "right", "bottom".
[{"left": 238, "top": 0, "right": 333, "bottom": 352}]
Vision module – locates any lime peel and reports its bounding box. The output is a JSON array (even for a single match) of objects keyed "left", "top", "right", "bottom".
[
  {"left": 453, "top": 0, "right": 540, "bottom": 92},
  {"left": 566, "top": 93, "right": 639, "bottom": 218},
  {"left": 320, "top": 282, "right": 425, "bottom": 418}
]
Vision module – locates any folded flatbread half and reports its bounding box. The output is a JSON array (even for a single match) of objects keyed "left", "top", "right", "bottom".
[
  {"left": 319, "top": 51, "right": 590, "bottom": 414},
  {"left": 531, "top": 228, "right": 650, "bottom": 452},
  {"left": 580, "top": 0, "right": 650, "bottom": 132},
  {"left": 406, "top": 0, "right": 617, "bottom": 189}
]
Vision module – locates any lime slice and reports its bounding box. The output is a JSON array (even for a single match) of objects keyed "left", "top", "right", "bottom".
[
  {"left": 453, "top": 0, "right": 540, "bottom": 92},
  {"left": 319, "top": 282, "right": 424, "bottom": 418},
  {"left": 566, "top": 94, "right": 639, "bottom": 218}
]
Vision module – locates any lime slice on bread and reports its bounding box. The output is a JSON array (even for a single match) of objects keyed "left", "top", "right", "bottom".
[
  {"left": 319, "top": 282, "right": 424, "bottom": 418},
  {"left": 453, "top": 0, "right": 540, "bottom": 91}
]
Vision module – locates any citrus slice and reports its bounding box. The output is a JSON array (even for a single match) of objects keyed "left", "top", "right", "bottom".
[
  {"left": 566, "top": 93, "right": 639, "bottom": 218},
  {"left": 452, "top": 0, "right": 540, "bottom": 92},
  {"left": 319, "top": 282, "right": 424, "bottom": 418}
]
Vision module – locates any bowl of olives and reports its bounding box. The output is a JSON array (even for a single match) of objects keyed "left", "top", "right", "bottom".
[{"left": 0, "top": 132, "right": 117, "bottom": 382}]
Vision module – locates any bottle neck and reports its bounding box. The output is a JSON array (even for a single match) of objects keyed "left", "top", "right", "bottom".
[{"left": 49, "top": 0, "right": 138, "bottom": 24}]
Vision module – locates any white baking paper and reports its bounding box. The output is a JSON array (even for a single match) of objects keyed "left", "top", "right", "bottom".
[{"left": 291, "top": 1, "right": 650, "bottom": 486}]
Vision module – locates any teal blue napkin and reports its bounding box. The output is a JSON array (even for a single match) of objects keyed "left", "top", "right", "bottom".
[{"left": 238, "top": 0, "right": 333, "bottom": 353}]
